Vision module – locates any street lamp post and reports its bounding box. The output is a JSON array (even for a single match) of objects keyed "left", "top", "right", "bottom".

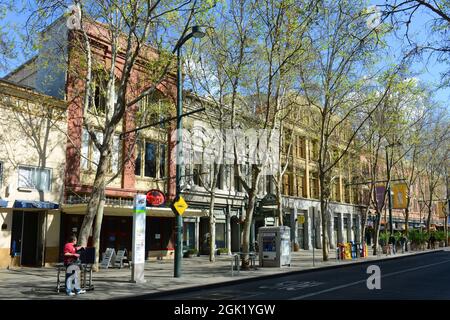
[{"left": 174, "top": 26, "right": 205, "bottom": 278}]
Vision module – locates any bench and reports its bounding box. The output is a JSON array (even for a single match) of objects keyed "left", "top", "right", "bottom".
[{"left": 231, "top": 252, "right": 258, "bottom": 276}]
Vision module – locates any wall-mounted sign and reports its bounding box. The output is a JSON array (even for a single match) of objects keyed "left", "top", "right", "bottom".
[{"left": 146, "top": 189, "right": 166, "bottom": 207}]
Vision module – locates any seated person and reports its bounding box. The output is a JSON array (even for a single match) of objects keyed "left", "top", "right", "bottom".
[{"left": 63, "top": 235, "right": 86, "bottom": 296}]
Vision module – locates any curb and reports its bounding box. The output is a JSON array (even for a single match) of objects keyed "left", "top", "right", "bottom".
[{"left": 117, "top": 249, "right": 444, "bottom": 300}]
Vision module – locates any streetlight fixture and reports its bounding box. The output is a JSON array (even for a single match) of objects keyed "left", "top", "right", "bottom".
[{"left": 174, "top": 26, "right": 205, "bottom": 278}]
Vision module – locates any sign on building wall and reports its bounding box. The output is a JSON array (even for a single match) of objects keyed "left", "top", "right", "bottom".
[
  {"left": 392, "top": 183, "right": 408, "bottom": 209},
  {"left": 146, "top": 189, "right": 166, "bottom": 207}
]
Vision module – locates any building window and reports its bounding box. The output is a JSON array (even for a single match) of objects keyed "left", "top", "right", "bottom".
[
  {"left": 135, "top": 140, "right": 167, "bottom": 179},
  {"left": 136, "top": 92, "right": 173, "bottom": 128},
  {"left": 352, "top": 187, "right": 360, "bottom": 204},
  {"left": 310, "top": 173, "right": 319, "bottom": 199},
  {"left": 193, "top": 164, "right": 202, "bottom": 187},
  {"left": 344, "top": 183, "right": 351, "bottom": 203},
  {"left": 81, "top": 129, "right": 121, "bottom": 173},
  {"left": 88, "top": 72, "right": 121, "bottom": 116},
  {"left": 282, "top": 173, "right": 294, "bottom": 196},
  {"left": 295, "top": 136, "right": 306, "bottom": 159},
  {"left": 296, "top": 172, "right": 306, "bottom": 197},
  {"left": 183, "top": 222, "right": 196, "bottom": 250},
  {"left": 215, "top": 223, "right": 226, "bottom": 249},
  {"left": 310, "top": 140, "right": 319, "bottom": 161},
  {"left": 333, "top": 181, "right": 340, "bottom": 202},
  {"left": 18, "top": 165, "right": 51, "bottom": 191}
]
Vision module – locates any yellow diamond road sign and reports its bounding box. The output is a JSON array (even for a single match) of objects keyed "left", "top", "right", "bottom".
[{"left": 173, "top": 196, "right": 188, "bottom": 216}]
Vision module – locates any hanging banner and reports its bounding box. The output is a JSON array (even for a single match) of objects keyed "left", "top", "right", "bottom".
[
  {"left": 436, "top": 201, "right": 446, "bottom": 218},
  {"left": 392, "top": 183, "right": 408, "bottom": 209},
  {"left": 375, "top": 185, "right": 385, "bottom": 211}
]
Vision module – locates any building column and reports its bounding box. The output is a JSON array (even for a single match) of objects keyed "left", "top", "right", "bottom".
[
  {"left": 304, "top": 207, "right": 312, "bottom": 250},
  {"left": 291, "top": 207, "right": 299, "bottom": 250},
  {"left": 348, "top": 213, "right": 353, "bottom": 242},
  {"left": 195, "top": 217, "right": 200, "bottom": 252},
  {"left": 338, "top": 212, "right": 344, "bottom": 244},
  {"left": 328, "top": 209, "right": 335, "bottom": 249},
  {"left": 315, "top": 208, "right": 322, "bottom": 249},
  {"left": 355, "top": 213, "right": 361, "bottom": 244},
  {"left": 226, "top": 205, "right": 232, "bottom": 255},
  {"left": 305, "top": 139, "right": 311, "bottom": 199}
]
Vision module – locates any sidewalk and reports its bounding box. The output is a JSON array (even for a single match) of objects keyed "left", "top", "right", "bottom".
[{"left": 0, "top": 248, "right": 446, "bottom": 300}]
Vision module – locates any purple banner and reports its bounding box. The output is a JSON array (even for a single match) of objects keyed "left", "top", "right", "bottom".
[{"left": 375, "top": 186, "right": 385, "bottom": 211}]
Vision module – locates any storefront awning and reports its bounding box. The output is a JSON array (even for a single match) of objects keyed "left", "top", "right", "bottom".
[
  {"left": 0, "top": 200, "right": 7, "bottom": 208},
  {"left": 13, "top": 200, "right": 59, "bottom": 209},
  {"left": 61, "top": 203, "right": 208, "bottom": 218}
]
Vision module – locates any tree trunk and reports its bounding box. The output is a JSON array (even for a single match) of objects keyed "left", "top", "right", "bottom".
[
  {"left": 360, "top": 207, "right": 369, "bottom": 246},
  {"left": 319, "top": 172, "right": 329, "bottom": 261},
  {"left": 445, "top": 214, "right": 448, "bottom": 247},
  {"left": 241, "top": 191, "right": 256, "bottom": 269},
  {"left": 209, "top": 194, "right": 216, "bottom": 262},
  {"left": 78, "top": 149, "right": 111, "bottom": 248},
  {"left": 372, "top": 211, "right": 381, "bottom": 255},
  {"left": 320, "top": 199, "right": 329, "bottom": 261},
  {"left": 426, "top": 204, "right": 432, "bottom": 234},
  {"left": 404, "top": 206, "right": 409, "bottom": 236},
  {"left": 93, "top": 193, "right": 105, "bottom": 271},
  {"left": 276, "top": 189, "right": 283, "bottom": 226}
]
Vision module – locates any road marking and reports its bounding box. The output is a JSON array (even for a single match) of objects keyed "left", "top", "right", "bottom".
[
  {"left": 259, "top": 281, "right": 323, "bottom": 291},
  {"left": 289, "top": 259, "right": 450, "bottom": 300}
]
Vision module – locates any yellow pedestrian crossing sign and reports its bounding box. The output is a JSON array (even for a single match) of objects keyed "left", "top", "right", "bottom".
[{"left": 171, "top": 195, "right": 188, "bottom": 216}]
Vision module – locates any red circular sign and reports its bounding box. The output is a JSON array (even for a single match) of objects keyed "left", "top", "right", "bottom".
[{"left": 146, "top": 189, "right": 166, "bottom": 207}]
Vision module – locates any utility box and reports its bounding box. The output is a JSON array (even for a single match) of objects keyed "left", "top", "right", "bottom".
[{"left": 258, "top": 226, "right": 291, "bottom": 267}]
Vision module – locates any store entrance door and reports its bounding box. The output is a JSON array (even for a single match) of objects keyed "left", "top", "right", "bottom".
[{"left": 12, "top": 210, "right": 46, "bottom": 267}]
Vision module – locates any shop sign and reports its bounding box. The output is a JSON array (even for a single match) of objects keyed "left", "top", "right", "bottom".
[{"left": 146, "top": 189, "right": 166, "bottom": 207}]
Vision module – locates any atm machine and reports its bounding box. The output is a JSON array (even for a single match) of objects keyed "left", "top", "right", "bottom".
[{"left": 258, "top": 226, "right": 291, "bottom": 267}]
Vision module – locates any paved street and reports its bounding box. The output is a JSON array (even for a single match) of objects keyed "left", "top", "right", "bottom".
[
  {"left": 0, "top": 248, "right": 445, "bottom": 300},
  {"left": 132, "top": 250, "right": 450, "bottom": 300}
]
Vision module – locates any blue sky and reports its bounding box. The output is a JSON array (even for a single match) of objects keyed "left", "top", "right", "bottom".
[
  {"left": 370, "top": 0, "right": 450, "bottom": 106},
  {"left": 1, "top": 1, "right": 448, "bottom": 106}
]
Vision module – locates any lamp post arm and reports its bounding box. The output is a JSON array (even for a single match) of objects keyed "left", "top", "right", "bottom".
[{"left": 173, "top": 32, "right": 195, "bottom": 54}]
